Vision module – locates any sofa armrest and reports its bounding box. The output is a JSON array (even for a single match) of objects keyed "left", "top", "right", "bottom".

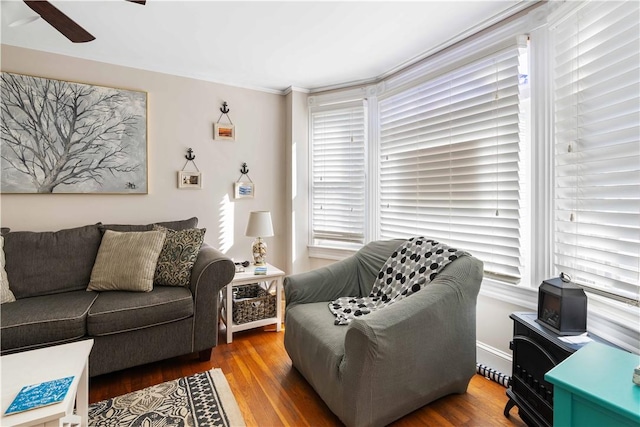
[
  {"left": 285, "top": 256, "right": 362, "bottom": 309},
  {"left": 339, "top": 255, "right": 483, "bottom": 427},
  {"left": 189, "top": 243, "right": 235, "bottom": 351}
]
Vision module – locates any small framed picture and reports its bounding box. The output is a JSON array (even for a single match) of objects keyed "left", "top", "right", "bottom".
[
  {"left": 234, "top": 181, "right": 254, "bottom": 199},
  {"left": 214, "top": 123, "right": 235, "bottom": 141},
  {"left": 178, "top": 171, "right": 202, "bottom": 189}
]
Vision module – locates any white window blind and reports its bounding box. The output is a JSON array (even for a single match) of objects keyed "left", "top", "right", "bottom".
[
  {"left": 379, "top": 43, "right": 525, "bottom": 283},
  {"left": 310, "top": 103, "right": 366, "bottom": 245},
  {"left": 553, "top": 0, "right": 640, "bottom": 301}
]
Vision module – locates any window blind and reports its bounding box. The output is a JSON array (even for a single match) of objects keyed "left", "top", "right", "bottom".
[
  {"left": 553, "top": 0, "right": 640, "bottom": 300},
  {"left": 310, "top": 103, "right": 366, "bottom": 245},
  {"left": 379, "top": 43, "right": 525, "bottom": 283}
]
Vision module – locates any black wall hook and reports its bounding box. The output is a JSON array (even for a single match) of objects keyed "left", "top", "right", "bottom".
[
  {"left": 220, "top": 102, "right": 230, "bottom": 114},
  {"left": 237, "top": 162, "right": 252, "bottom": 182},
  {"left": 182, "top": 148, "right": 200, "bottom": 172}
]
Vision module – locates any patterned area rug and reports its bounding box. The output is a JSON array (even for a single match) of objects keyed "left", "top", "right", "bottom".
[{"left": 89, "top": 368, "right": 245, "bottom": 427}]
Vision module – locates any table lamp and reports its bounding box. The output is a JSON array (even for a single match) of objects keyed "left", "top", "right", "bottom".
[{"left": 245, "top": 211, "right": 274, "bottom": 266}]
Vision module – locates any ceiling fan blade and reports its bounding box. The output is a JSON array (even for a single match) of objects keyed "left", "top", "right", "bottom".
[
  {"left": 24, "top": 1, "right": 95, "bottom": 43},
  {"left": 126, "top": 0, "right": 146, "bottom": 4}
]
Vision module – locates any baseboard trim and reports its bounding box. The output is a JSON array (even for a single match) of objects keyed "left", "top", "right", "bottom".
[{"left": 476, "top": 341, "right": 512, "bottom": 377}]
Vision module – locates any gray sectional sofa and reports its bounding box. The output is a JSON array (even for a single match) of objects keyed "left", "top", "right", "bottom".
[{"left": 0, "top": 217, "right": 235, "bottom": 377}]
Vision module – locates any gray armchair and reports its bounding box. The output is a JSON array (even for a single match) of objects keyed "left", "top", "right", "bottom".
[{"left": 284, "top": 239, "right": 483, "bottom": 427}]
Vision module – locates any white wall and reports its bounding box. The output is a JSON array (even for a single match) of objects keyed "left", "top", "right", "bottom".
[
  {"left": 0, "top": 45, "right": 287, "bottom": 270},
  {"left": 476, "top": 295, "right": 528, "bottom": 374},
  {"left": 285, "top": 89, "right": 311, "bottom": 275}
]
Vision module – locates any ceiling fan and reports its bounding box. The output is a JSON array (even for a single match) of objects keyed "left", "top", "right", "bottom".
[{"left": 23, "top": 0, "right": 145, "bottom": 43}]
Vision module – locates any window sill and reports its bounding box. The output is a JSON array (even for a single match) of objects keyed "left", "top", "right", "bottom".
[{"left": 308, "top": 244, "right": 359, "bottom": 261}]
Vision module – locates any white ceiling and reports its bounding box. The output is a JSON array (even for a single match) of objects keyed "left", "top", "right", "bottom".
[{"left": 1, "top": 0, "right": 531, "bottom": 93}]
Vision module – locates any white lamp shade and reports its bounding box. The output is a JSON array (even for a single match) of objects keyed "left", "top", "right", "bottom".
[{"left": 245, "top": 211, "right": 274, "bottom": 237}]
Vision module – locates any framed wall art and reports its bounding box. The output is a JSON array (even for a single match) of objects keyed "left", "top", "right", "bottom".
[
  {"left": 178, "top": 171, "right": 202, "bottom": 189},
  {"left": 214, "top": 123, "right": 235, "bottom": 141},
  {"left": 234, "top": 181, "right": 254, "bottom": 199},
  {"left": 1, "top": 72, "right": 147, "bottom": 194}
]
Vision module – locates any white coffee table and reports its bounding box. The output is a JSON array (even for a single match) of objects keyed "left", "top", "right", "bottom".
[{"left": 1, "top": 339, "right": 94, "bottom": 427}]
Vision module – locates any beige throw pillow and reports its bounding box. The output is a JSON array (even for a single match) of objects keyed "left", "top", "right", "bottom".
[
  {"left": 0, "top": 236, "right": 16, "bottom": 303},
  {"left": 88, "top": 230, "right": 166, "bottom": 292}
]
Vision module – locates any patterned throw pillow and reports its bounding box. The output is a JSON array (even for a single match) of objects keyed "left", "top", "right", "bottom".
[
  {"left": 0, "top": 236, "right": 16, "bottom": 303},
  {"left": 153, "top": 225, "right": 206, "bottom": 287},
  {"left": 88, "top": 230, "right": 166, "bottom": 292}
]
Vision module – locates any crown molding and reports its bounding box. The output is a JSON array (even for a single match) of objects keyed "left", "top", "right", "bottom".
[{"left": 282, "top": 86, "right": 310, "bottom": 96}]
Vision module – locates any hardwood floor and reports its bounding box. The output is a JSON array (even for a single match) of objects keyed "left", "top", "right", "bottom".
[{"left": 90, "top": 326, "right": 527, "bottom": 427}]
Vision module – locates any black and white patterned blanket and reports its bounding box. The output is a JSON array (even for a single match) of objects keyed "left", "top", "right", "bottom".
[{"left": 329, "top": 237, "right": 467, "bottom": 325}]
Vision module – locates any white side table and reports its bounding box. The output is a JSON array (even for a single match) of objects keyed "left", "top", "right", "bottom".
[
  {"left": 1, "top": 339, "right": 94, "bottom": 427},
  {"left": 221, "top": 263, "right": 284, "bottom": 344}
]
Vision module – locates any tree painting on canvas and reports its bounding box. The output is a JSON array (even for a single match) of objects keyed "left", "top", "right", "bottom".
[{"left": 0, "top": 72, "right": 147, "bottom": 193}]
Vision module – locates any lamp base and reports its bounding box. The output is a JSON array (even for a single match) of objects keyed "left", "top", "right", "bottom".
[{"left": 251, "top": 237, "right": 267, "bottom": 266}]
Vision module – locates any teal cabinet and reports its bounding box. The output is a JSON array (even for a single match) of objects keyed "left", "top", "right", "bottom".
[{"left": 545, "top": 342, "right": 640, "bottom": 427}]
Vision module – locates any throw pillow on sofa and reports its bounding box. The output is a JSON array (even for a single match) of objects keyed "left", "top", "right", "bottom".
[
  {"left": 3, "top": 224, "right": 103, "bottom": 298},
  {"left": 100, "top": 217, "right": 198, "bottom": 233},
  {"left": 88, "top": 230, "right": 166, "bottom": 292},
  {"left": 153, "top": 225, "right": 205, "bottom": 287},
  {"left": 0, "top": 236, "right": 15, "bottom": 304}
]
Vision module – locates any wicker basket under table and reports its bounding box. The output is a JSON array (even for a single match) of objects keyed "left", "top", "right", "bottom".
[{"left": 232, "top": 283, "right": 277, "bottom": 324}]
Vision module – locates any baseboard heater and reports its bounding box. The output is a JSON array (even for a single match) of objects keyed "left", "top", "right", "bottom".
[{"left": 476, "top": 363, "right": 510, "bottom": 388}]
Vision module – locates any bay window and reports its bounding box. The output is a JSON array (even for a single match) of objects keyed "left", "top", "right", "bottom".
[
  {"left": 309, "top": 102, "right": 367, "bottom": 247},
  {"left": 552, "top": 0, "right": 640, "bottom": 303},
  {"left": 379, "top": 41, "right": 529, "bottom": 284},
  {"left": 308, "top": 0, "right": 639, "bottom": 312}
]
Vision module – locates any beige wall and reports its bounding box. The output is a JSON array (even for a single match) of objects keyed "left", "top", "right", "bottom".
[{"left": 0, "top": 45, "right": 287, "bottom": 269}]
